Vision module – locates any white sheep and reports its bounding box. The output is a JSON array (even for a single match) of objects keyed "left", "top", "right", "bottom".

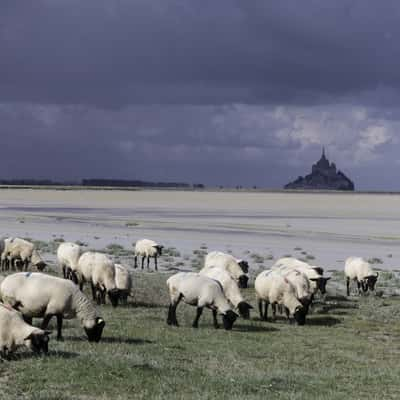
[
  {"left": 77, "top": 252, "right": 120, "bottom": 307},
  {"left": 344, "top": 257, "right": 379, "bottom": 296},
  {"left": 0, "top": 303, "right": 51, "bottom": 357},
  {"left": 273, "top": 257, "right": 331, "bottom": 295},
  {"left": 1, "top": 237, "right": 46, "bottom": 271},
  {"left": 57, "top": 242, "right": 82, "bottom": 280},
  {"left": 254, "top": 269, "right": 307, "bottom": 325},
  {"left": 204, "top": 251, "right": 249, "bottom": 288},
  {"left": 199, "top": 266, "right": 253, "bottom": 319},
  {"left": 276, "top": 268, "right": 313, "bottom": 313},
  {"left": 114, "top": 264, "right": 132, "bottom": 305},
  {"left": 0, "top": 272, "right": 105, "bottom": 342},
  {"left": 166, "top": 272, "right": 238, "bottom": 330},
  {"left": 134, "top": 239, "right": 164, "bottom": 270}
]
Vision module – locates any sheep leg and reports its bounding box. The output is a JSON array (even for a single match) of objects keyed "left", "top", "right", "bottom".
[
  {"left": 357, "top": 280, "right": 362, "bottom": 296},
  {"left": 24, "top": 259, "right": 29, "bottom": 272},
  {"left": 134, "top": 255, "right": 138, "bottom": 269},
  {"left": 154, "top": 255, "right": 158, "bottom": 271},
  {"left": 271, "top": 303, "right": 277, "bottom": 322},
  {"left": 212, "top": 309, "right": 219, "bottom": 329},
  {"left": 258, "top": 299, "right": 263, "bottom": 319},
  {"left": 141, "top": 256, "right": 145, "bottom": 269},
  {"left": 147, "top": 256, "right": 150, "bottom": 270},
  {"left": 41, "top": 314, "right": 53, "bottom": 330},
  {"left": 346, "top": 277, "right": 350, "bottom": 296},
  {"left": 192, "top": 307, "right": 203, "bottom": 328},
  {"left": 56, "top": 314, "right": 64, "bottom": 341},
  {"left": 91, "top": 283, "right": 97, "bottom": 301},
  {"left": 264, "top": 302, "right": 269, "bottom": 321},
  {"left": 284, "top": 307, "right": 291, "bottom": 324}
]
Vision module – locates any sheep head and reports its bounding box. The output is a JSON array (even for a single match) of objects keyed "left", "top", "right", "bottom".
[
  {"left": 237, "top": 301, "right": 253, "bottom": 319},
  {"left": 222, "top": 310, "right": 238, "bottom": 330},
  {"left": 84, "top": 318, "right": 105, "bottom": 342},
  {"left": 24, "top": 330, "right": 51, "bottom": 354},
  {"left": 293, "top": 306, "right": 307, "bottom": 326},
  {"left": 309, "top": 276, "right": 331, "bottom": 294}
]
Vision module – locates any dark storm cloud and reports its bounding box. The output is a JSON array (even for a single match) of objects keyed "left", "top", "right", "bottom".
[
  {"left": 2, "top": 0, "right": 400, "bottom": 106},
  {"left": 1, "top": 1, "right": 400, "bottom": 189}
]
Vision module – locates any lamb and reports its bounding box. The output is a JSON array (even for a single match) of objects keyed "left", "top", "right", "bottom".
[
  {"left": 114, "top": 264, "right": 132, "bottom": 305},
  {"left": 0, "top": 303, "right": 51, "bottom": 357},
  {"left": 77, "top": 252, "right": 120, "bottom": 307},
  {"left": 134, "top": 239, "right": 164, "bottom": 270},
  {"left": 57, "top": 242, "right": 82, "bottom": 280},
  {"left": 204, "top": 251, "right": 249, "bottom": 288},
  {"left": 344, "top": 257, "right": 379, "bottom": 296},
  {"left": 254, "top": 269, "right": 307, "bottom": 325},
  {"left": 0, "top": 272, "right": 105, "bottom": 342},
  {"left": 199, "top": 266, "right": 253, "bottom": 319},
  {"left": 1, "top": 237, "right": 46, "bottom": 271},
  {"left": 166, "top": 272, "right": 238, "bottom": 330},
  {"left": 273, "top": 257, "right": 331, "bottom": 295}
]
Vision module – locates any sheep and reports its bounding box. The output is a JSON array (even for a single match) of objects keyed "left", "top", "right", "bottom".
[
  {"left": 0, "top": 303, "right": 51, "bottom": 357},
  {"left": 344, "top": 257, "right": 379, "bottom": 296},
  {"left": 0, "top": 272, "right": 105, "bottom": 342},
  {"left": 57, "top": 242, "right": 82, "bottom": 280},
  {"left": 114, "top": 264, "right": 132, "bottom": 305},
  {"left": 199, "top": 266, "right": 253, "bottom": 319},
  {"left": 277, "top": 268, "right": 313, "bottom": 312},
  {"left": 254, "top": 269, "right": 307, "bottom": 325},
  {"left": 204, "top": 251, "right": 249, "bottom": 288},
  {"left": 166, "top": 272, "right": 238, "bottom": 330},
  {"left": 273, "top": 257, "right": 331, "bottom": 295},
  {"left": 77, "top": 252, "right": 120, "bottom": 307},
  {"left": 1, "top": 237, "right": 46, "bottom": 271},
  {"left": 134, "top": 239, "right": 164, "bottom": 270}
]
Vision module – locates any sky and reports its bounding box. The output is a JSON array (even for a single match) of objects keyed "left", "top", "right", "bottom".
[{"left": 1, "top": 1, "right": 400, "bottom": 190}]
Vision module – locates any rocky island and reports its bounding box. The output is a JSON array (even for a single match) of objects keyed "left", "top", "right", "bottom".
[{"left": 284, "top": 149, "right": 354, "bottom": 191}]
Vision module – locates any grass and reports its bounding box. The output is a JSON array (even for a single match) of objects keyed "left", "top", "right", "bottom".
[{"left": 2, "top": 272, "right": 400, "bottom": 399}]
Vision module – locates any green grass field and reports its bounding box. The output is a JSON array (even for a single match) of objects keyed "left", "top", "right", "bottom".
[{"left": 1, "top": 272, "right": 400, "bottom": 400}]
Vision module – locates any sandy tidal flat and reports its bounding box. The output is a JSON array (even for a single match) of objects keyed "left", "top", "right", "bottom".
[{"left": 0, "top": 188, "right": 399, "bottom": 271}]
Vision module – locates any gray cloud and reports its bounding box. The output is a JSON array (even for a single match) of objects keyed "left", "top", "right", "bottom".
[{"left": 1, "top": 1, "right": 400, "bottom": 189}]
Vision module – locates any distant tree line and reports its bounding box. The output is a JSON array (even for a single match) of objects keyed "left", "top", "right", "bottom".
[{"left": 0, "top": 178, "right": 204, "bottom": 189}]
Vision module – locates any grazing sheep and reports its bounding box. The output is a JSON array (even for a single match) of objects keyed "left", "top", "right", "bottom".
[
  {"left": 166, "top": 272, "right": 238, "bottom": 330},
  {"left": 0, "top": 272, "right": 105, "bottom": 342},
  {"left": 204, "top": 251, "right": 249, "bottom": 288},
  {"left": 57, "top": 242, "right": 82, "bottom": 280},
  {"left": 276, "top": 268, "right": 313, "bottom": 312},
  {"left": 255, "top": 269, "right": 307, "bottom": 325},
  {"left": 77, "top": 252, "right": 120, "bottom": 307},
  {"left": 273, "top": 257, "right": 331, "bottom": 295},
  {"left": 345, "top": 257, "right": 379, "bottom": 296},
  {"left": 199, "top": 266, "right": 253, "bottom": 319},
  {"left": 1, "top": 237, "right": 46, "bottom": 272},
  {"left": 114, "top": 264, "right": 132, "bottom": 305},
  {"left": 134, "top": 239, "right": 163, "bottom": 270},
  {"left": 0, "top": 303, "right": 51, "bottom": 357}
]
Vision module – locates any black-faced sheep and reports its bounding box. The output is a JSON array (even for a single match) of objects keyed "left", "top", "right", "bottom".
[
  {"left": 255, "top": 269, "right": 307, "bottom": 325},
  {"left": 0, "top": 272, "right": 105, "bottom": 342},
  {"left": 344, "top": 257, "right": 379, "bottom": 296},
  {"left": 134, "top": 239, "right": 163, "bottom": 270},
  {"left": 166, "top": 272, "right": 238, "bottom": 330}
]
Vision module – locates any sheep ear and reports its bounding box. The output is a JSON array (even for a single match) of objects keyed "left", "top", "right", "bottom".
[
  {"left": 96, "top": 318, "right": 105, "bottom": 328},
  {"left": 309, "top": 278, "right": 320, "bottom": 282},
  {"left": 325, "top": 277, "right": 331, "bottom": 281}
]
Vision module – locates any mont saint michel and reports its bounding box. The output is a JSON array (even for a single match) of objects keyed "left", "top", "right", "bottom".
[{"left": 284, "top": 149, "right": 355, "bottom": 191}]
